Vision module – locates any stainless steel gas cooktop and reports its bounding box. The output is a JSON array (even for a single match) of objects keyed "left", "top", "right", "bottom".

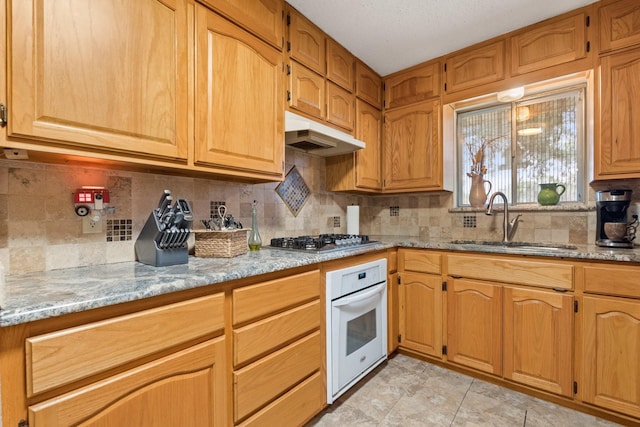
[{"left": 267, "top": 234, "right": 378, "bottom": 254}]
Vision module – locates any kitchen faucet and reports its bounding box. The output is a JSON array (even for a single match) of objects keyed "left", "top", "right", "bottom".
[{"left": 486, "top": 192, "right": 522, "bottom": 243}]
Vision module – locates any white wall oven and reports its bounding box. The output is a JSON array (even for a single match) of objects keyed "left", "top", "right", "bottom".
[{"left": 326, "top": 258, "right": 387, "bottom": 403}]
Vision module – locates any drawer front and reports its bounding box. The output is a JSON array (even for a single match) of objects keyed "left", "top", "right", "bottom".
[
  {"left": 29, "top": 338, "right": 224, "bottom": 426},
  {"left": 447, "top": 254, "right": 573, "bottom": 289},
  {"left": 234, "top": 300, "right": 320, "bottom": 366},
  {"left": 399, "top": 249, "right": 441, "bottom": 274},
  {"left": 233, "top": 331, "right": 321, "bottom": 422},
  {"left": 233, "top": 270, "right": 320, "bottom": 325},
  {"left": 584, "top": 264, "right": 640, "bottom": 298},
  {"left": 238, "top": 372, "right": 324, "bottom": 427},
  {"left": 26, "top": 293, "right": 224, "bottom": 396}
]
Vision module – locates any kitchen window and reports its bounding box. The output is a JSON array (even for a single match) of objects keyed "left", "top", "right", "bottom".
[{"left": 455, "top": 82, "right": 587, "bottom": 207}]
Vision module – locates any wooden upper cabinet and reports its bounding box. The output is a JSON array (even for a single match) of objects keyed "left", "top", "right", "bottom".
[
  {"left": 445, "top": 40, "right": 505, "bottom": 94},
  {"left": 325, "top": 99, "right": 382, "bottom": 192},
  {"left": 288, "top": 61, "right": 325, "bottom": 120},
  {"left": 599, "top": 0, "right": 640, "bottom": 53},
  {"left": 511, "top": 13, "right": 587, "bottom": 76},
  {"left": 384, "top": 100, "right": 442, "bottom": 191},
  {"left": 287, "top": 8, "right": 326, "bottom": 75},
  {"left": 327, "top": 38, "right": 355, "bottom": 91},
  {"left": 597, "top": 47, "right": 640, "bottom": 178},
  {"left": 194, "top": 5, "right": 284, "bottom": 178},
  {"left": 8, "top": 0, "right": 189, "bottom": 160},
  {"left": 354, "top": 100, "right": 383, "bottom": 190},
  {"left": 384, "top": 61, "right": 441, "bottom": 110},
  {"left": 326, "top": 82, "right": 354, "bottom": 131},
  {"left": 356, "top": 60, "right": 383, "bottom": 108},
  {"left": 200, "top": 0, "right": 284, "bottom": 49}
]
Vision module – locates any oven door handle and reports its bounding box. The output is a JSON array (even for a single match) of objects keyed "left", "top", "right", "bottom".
[{"left": 333, "top": 282, "right": 386, "bottom": 308}]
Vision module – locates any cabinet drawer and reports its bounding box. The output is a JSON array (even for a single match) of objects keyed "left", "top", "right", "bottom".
[
  {"left": 447, "top": 254, "right": 573, "bottom": 289},
  {"left": 399, "top": 249, "right": 441, "bottom": 274},
  {"left": 26, "top": 293, "right": 224, "bottom": 397},
  {"left": 234, "top": 300, "right": 320, "bottom": 366},
  {"left": 233, "top": 270, "right": 320, "bottom": 325},
  {"left": 234, "top": 331, "right": 321, "bottom": 422},
  {"left": 584, "top": 264, "right": 640, "bottom": 298},
  {"left": 239, "top": 372, "right": 324, "bottom": 427},
  {"left": 29, "top": 338, "right": 225, "bottom": 426}
]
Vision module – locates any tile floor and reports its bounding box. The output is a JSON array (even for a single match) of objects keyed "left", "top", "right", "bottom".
[{"left": 308, "top": 354, "right": 623, "bottom": 427}]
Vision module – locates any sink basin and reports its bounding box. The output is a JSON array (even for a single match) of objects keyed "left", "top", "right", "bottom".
[{"left": 449, "top": 240, "right": 578, "bottom": 251}]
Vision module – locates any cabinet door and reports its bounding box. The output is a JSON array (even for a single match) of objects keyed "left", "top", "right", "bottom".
[
  {"left": 447, "top": 278, "right": 502, "bottom": 375},
  {"left": 599, "top": 0, "right": 640, "bottom": 53},
  {"left": 9, "top": 0, "right": 189, "bottom": 160},
  {"left": 326, "top": 82, "right": 355, "bottom": 131},
  {"left": 200, "top": 0, "right": 284, "bottom": 49},
  {"left": 195, "top": 6, "right": 284, "bottom": 177},
  {"left": 597, "top": 47, "right": 640, "bottom": 178},
  {"left": 511, "top": 13, "right": 587, "bottom": 76},
  {"left": 327, "top": 39, "right": 354, "bottom": 91},
  {"left": 287, "top": 8, "right": 325, "bottom": 75},
  {"left": 384, "top": 61, "right": 441, "bottom": 110},
  {"left": 445, "top": 41, "right": 505, "bottom": 94},
  {"left": 288, "top": 61, "right": 325, "bottom": 120},
  {"left": 355, "top": 100, "right": 383, "bottom": 190},
  {"left": 384, "top": 100, "right": 443, "bottom": 191},
  {"left": 398, "top": 272, "right": 442, "bottom": 358},
  {"left": 29, "top": 338, "right": 227, "bottom": 427},
  {"left": 356, "top": 60, "right": 383, "bottom": 108},
  {"left": 583, "top": 296, "right": 640, "bottom": 418},
  {"left": 503, "top": 286, "right": 573, "bottom": 397},
  {"left": 324, "top": 99, "right": 381, "bottom": 192}
]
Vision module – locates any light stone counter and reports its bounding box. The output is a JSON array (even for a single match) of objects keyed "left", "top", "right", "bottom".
[{"left": 2, "top": 239, "right": 640, "bottom": 327}]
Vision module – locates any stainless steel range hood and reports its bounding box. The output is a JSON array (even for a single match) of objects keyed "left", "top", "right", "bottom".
[{"left": 285, "top": 111, "right": 365, "bottom": 156}]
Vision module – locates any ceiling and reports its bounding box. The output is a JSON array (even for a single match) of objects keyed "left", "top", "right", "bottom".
[{"left": 286, "top": 0, "right": 597, "bottom": 76}]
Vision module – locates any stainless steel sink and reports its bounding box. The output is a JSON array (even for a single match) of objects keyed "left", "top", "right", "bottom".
[{"left": 449, "top": 240, "right": 578, "bottom": 251}]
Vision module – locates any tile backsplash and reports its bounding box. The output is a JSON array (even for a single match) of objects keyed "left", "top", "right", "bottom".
[{"left": 1, "top": 150, "right": 638, "bottom": 274}]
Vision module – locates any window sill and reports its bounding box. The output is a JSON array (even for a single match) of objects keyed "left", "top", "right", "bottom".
[{"left": 449, "top": 203, "right": 595, "bottom": 214}]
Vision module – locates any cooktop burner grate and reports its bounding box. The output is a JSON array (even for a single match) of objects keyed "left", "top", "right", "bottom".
[{"left": 267, "top": 234, "right": 377, "bottom": 253}]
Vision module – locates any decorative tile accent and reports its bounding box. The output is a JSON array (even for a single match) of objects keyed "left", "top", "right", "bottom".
[
  {"left": 276, "top": 166, "right": 310, "bottom": 217},
  {"left": 106, "top": 219, "right": 132, "bottom": 242},
  {"left": 390, "top": 206, "right": 400, "bottom": 217},
  {"left": 463, "top": 215, "right": 477, "bottom": 228},
  {"left": 333, "top": 216, "right": 340, "bottom": 227},
  {"left": 210, "top": 201, "right": 226, "bottom": 218}
]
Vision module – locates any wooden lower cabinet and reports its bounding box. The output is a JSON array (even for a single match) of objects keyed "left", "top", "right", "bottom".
[
  {"left": 503, "top": 286, "right": 573, "bottom": 397},
  {"left": 398, "top": 271, "right": 442, "bottom": 357},
  {"left": 582, "top": 295, "right": 640, "bottom": 418},
  {"left": 232, "top": 269, "right": 323, "bottom": 425},
  {"left": 446, "top": 278, "right": 502, "bottom": 375},
  {"left": 29, "top": 337, "right": 226, "bottom": 426}
]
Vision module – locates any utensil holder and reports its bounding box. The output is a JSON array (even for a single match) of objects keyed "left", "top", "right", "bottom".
[{"left": 194, "top": 229, "right": 248, "bottom": 258}]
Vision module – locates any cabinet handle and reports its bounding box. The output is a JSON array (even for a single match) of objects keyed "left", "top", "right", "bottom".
[{"left": 551, "top": 287, "right": 568, "bottom": 293}]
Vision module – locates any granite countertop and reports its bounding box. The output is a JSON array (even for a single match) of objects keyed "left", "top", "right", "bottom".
[{"left": 2, "top": 239, "right": 640, "bottom": 327}]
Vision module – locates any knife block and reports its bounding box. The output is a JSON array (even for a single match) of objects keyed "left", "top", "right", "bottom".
[{"left": 135, "top": 211, "right": 189, "bottom": 267}]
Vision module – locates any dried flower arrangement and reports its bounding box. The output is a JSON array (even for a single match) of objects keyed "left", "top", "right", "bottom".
[{"left": 466, "top": 135, "right": 505, "bottom": 177}]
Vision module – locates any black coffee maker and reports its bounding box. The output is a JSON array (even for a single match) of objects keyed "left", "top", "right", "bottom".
[{"left": 596, "top": 189, "right": 634, "bottom": 248}]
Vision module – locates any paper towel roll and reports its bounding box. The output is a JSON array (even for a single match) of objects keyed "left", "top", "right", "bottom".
[{"left": 347, "top": 205, "right": 359, "bottom": 235}]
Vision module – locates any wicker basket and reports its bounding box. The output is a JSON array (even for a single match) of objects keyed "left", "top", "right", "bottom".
[{"left": 194, "top": 229, "right": 248, "bottom": 258}]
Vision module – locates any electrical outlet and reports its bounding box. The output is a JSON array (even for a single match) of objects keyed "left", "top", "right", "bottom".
[{"left": 83, "top": 216, "right": 103, "bottom": 234}]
